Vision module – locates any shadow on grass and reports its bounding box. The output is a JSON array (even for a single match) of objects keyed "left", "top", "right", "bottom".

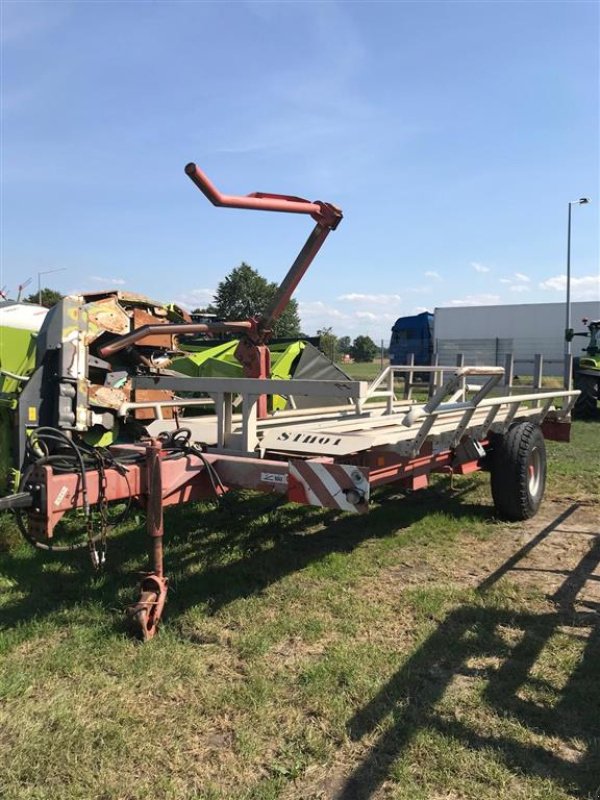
[
  {"left": 0, "top": 479, "right": 490, "bottom": 635},
  {"left": 337, "top": 502, "right": 600, "bottom": 800},
  {"left": 2, "top": 489, "right": 597, "bottom": 795}
]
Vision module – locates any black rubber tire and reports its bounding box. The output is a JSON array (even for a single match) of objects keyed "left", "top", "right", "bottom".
[
  {"left": 490, "top": 422, "right": 546, "bottom": 521},
  {"left": 573, "top": 373, "right": 599, "bottom": 419}
]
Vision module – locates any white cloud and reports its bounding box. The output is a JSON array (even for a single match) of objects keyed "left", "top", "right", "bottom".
[
  {"left": 353, "top": 311, "right": 395, "bottom": 322},
  {"left": 298, "top": 300, "right": 348, "bottom": 320},
  {"left": 173, "top": 288, "right": 215, "bottom": 309},
  {"left": 297, "top": 299, "right": 397, "bottom": 339},
  {"left": 355, "top": 311, "right": 378, "bottom": 321},
  {"left": 539, "top": 274, "right": 600, "bottom": 300},
  {"left": 500, "top": 272, "right": 531, "bottom": 291},
  {"left": 338, "top": 292, "right": 401, "bottom": 305},
  {"left": 449, "top": 293, "right": 501, "bottom": 307},
  {"left": 91, "top": 276, "right": 126, "bottom": 286},
  {"left": 471, "top": 262, "right": 491, "bottom": 273},
  {"left": 425, "top": 270, "right": 440, "bottom": 279}
]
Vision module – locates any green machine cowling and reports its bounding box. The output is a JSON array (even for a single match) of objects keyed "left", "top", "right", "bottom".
[
  {"left": 173, "top": 338, "right": 352, "bottom": 411},
  {"left": 0, "top": 301, "right": 49, "bottom": 492}
]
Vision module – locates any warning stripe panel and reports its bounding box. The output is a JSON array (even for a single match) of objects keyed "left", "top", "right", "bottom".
[
  {"left": 292, "top": 460, "right": 336, "bottom": 508},
  {"left": 288, "top": 460, "right": 370, "bottom": 514}
]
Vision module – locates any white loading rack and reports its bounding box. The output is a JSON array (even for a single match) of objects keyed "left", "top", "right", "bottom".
[{"left": 129, "top": 365, "right": 579, "bottom": 459}]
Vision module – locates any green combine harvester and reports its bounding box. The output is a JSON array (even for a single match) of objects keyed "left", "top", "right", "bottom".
[
  {"left": 0, "top": 294, "right": 350, "bottom": 494},
  {"left": 174, "top": 337, "right": 351, "bottom": 411}
]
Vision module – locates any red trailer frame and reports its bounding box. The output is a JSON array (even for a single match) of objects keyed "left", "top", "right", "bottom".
[{"left": 11, "top": 164, "right": 579, "bottom": 640}]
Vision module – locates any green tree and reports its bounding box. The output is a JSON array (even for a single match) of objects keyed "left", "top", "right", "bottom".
[
  {"left": 338, "top": 335, "right": 351, "bottom": 355},
  {"left": 316, "top": 327, "right": 338, "bottom": 362},
  {"left": 350, "top": 335, "right": 378, "bottom": 363},
  {"left": 191, "top": 305, "right": 217, "bottom": 315},
  {"left": 25, "top": 288, "right": 63, "bottom": 308},
  {"left": 213, "top": 263, "right": 301, "bottom": 338}
]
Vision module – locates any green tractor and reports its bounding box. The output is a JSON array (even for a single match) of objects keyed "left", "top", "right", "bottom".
[{"left": 569, "top": 317, "right": 600, "bottom": 419}]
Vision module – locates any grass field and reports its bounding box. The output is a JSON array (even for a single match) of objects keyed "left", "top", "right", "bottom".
[
  {"left": 341, "top": 360, "right": 566, "bottom": 389},
  {"left": 340, "top": 360, "right": 389, "bottom": 381},
  {"left": 0, "top": 422, "right": 598, "bottom": 800}
]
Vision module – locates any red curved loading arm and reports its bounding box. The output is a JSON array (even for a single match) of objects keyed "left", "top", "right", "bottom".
[
  {"left": 184, "top": 162, "right": 342, "bottom": 228},
  {"left": 97, "top": 165, "right": 343, "bottom": 367},
  {"left": 184, "top": 163, "right": 343, "bottom": 335}
]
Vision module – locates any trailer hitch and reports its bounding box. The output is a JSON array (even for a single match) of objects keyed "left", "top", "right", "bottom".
[{"left": 126, "top": 573, "right": 168, "bottom": 642}]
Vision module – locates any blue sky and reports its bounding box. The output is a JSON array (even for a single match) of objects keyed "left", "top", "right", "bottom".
[{"left": 2, "top": 0, "right": 598, "bottom": 341}]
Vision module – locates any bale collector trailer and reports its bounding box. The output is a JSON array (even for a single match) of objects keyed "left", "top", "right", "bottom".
[{"left": 0, "top": 164, "right": 579, "bottom": 640}]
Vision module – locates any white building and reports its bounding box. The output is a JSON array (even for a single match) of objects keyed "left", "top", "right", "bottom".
[{"left": 433, "top": 301, "right": 600, "bottom": 374}]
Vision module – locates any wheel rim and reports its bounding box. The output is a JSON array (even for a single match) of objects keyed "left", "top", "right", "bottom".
[{"left": 528, "top": 447, "right": 542, "bottom": 497}]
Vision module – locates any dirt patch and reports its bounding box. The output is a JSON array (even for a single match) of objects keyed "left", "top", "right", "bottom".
[
  {"left": 269, "top": 636, "right": 329, "bottom": 668},
  {"left": 479, "top": 501, "right": 600, "bottom": 610},
  {"left": 373, "top": 501, "right": 598, "bottom": 606},
  {"left": 348, "top": 502, "right": 598, "bottom": 622}
]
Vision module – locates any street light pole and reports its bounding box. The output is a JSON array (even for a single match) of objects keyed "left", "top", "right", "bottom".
[
  {"left": 37, "top": 268, "right": 66, "bottom": 305},
  {"left": 565, "top": 202, "right": 572, "bottom": 356},
  {"left": 564, "top": 197, "right": 590, "bottom": 356}
]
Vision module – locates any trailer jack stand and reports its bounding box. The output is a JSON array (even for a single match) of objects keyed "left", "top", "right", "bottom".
[
  {"left": 127, "top": 573, "right": 168, "bottom": 641},
  {"left": 126, "top": 440, "right": 168, "bottom": 641}
]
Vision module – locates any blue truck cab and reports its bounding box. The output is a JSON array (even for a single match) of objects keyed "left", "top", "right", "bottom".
[{"left": 389, "top": 311, "right": 434, "bottom": 366}]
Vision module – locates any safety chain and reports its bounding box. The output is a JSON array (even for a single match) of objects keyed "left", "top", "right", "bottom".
[
  {"left": 86, "top": 511, "right": 100, "bottom": 569},
  {"left": 97, "top": 458, "right": 109, "bottom": 568},
  {"left": 86, "top": 452, "right": 110, "bottom": 570}
]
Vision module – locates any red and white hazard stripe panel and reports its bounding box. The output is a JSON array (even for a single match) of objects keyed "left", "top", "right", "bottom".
[{"left": 288, "top": 460, "right": 370, "bottom": 514}]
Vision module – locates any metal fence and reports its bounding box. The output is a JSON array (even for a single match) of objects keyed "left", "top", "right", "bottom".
[
  {"left": 398, "top": 349, "right": 573, "bottom": 393},
  {"left": 434, "top": 336, "right": 569, "bottom": 376}
]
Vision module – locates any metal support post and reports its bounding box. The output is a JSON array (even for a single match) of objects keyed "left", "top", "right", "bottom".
[
  {"left": 504, "top": 353, "right": 514, "bottom": 392},
  {"left": 533, "top": 354, "right": 544, "bottom": 407},
  {"left": 566, "top": 202, "right": 572, "bottom": 356},
  {"left": 429, "top": 352, "right": 439, "bottom": 398},
  {"left": 563, "top": 353, "right": 573, "bottom": 391},
  {"left": 456, "top": 353, "right": 466, "bottom": 398},
  {"left": 403, "top": 352, "right": 415, "bottom": 401}
]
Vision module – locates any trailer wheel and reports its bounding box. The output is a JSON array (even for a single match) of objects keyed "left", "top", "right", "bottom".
[{"left": 490, "top": 422, "right": 546, "bottom": 521}]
